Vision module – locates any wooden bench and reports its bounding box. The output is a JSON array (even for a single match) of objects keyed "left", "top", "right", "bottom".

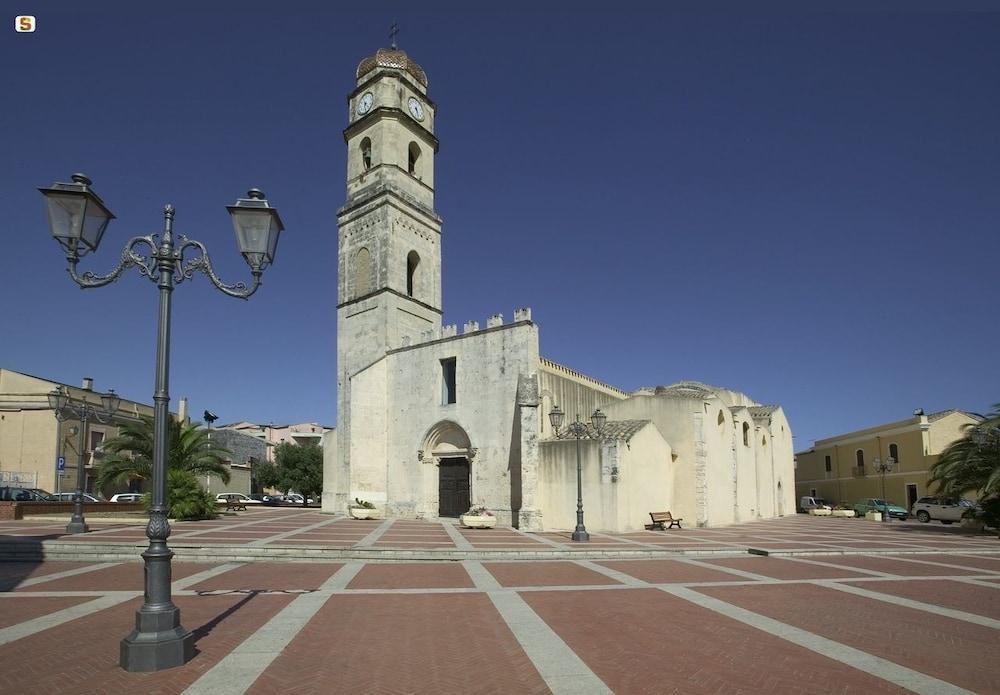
[
  {"left": 649, "top": 511, "right": 682, "bottom": 530},
  {"left": 224, "top": 499, "right": 247, "bottom": 512}
]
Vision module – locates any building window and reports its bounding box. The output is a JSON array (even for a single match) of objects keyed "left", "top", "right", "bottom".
[
  {"left": 824, "top": 455, "right": 832, "bottom": 472},
  {"left": 406, "top": 250, "right": 420, "bottom": 297},
  {"left": 761, "top": 435, "right": 767, "bottom": 447},
  {"left": 856, "top": 449, "right": 865, "bottom": 471},
  {"left": 360, "top": 137, "right": 372, "bottom": 171},
  {"left": 89, "top": 430, "right": 105, "bottom": 452},
  {"left": 441, "top": 357, "right": 456, "bottom": 404},
  {"left": 408, "top": 142, "right": 421, "bottom": 176},
  {"left": 717, "top": 410, "right": 725, "bottom": 433},
  {"left": 353, "top": 247, "right": 374, "bottom": 297},
  {"left": 743, "top": 422, "right": 750, "bottom": 447},
  {"left": 889, "top": 442, "right": 899, "bottom": 463}
]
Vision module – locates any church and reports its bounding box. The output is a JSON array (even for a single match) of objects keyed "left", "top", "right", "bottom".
[{"left": 322, "top": 46, "right": 795, "bottom": 532}]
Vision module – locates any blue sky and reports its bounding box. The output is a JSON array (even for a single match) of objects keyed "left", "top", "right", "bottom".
[{"left": 2, "top": 3, "right": 998, "bottom": 448}]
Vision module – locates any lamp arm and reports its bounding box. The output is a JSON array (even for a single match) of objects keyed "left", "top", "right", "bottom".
[
  {"left": 67, "top": 236, "right": 158, "bottom": 288},
  {"left": 175, "top": 237, "right": 261, "bottom": 299}
]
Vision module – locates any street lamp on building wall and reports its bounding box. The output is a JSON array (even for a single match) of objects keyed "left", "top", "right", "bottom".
[
  {"left": 39, "top": 173, "right": 284, "bottom": 672},
  {"left": 47, "top": 385, "right": 120, "bottom": 533},
  {"left": 873, "top": 456, "right": 896, "bottom": 523},
  {"left": 548, "top": 405, "right": 607, "bottom": 542}
]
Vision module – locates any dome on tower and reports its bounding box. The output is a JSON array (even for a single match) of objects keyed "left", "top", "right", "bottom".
[{"left": 356, "top": 47, "right": 428, "bottom": 87}]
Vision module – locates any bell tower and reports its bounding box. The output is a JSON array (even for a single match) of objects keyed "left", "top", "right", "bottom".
[{"left": 334, "top": 45, "right": 443, "bottom": 510}]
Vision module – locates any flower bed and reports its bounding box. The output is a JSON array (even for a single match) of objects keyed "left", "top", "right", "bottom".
[{"left": 460, "top": 506, "right": 496, "bottom": 529}]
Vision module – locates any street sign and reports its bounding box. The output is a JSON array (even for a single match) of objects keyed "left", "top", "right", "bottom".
[{"left": 57, "top": 456, "right": 65, "bottom": 471}]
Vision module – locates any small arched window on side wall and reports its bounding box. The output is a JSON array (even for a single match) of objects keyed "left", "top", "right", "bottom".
[
  {"left": 408, "top": 142, "right": 421, "bottom": 176},
  {"left": 717, "top": 410, "right": 725, "bottom": 434},
  {"left": 353, "top": 247, "right": 374, "bottom": 297},
  {"left": 406, "top": 250, "right": 420, "bottom": 297},
  {"left": 856, "top": 449, "right": 865, "bottom": 470},
  {"left": 743, "top": 422, "right": 750, "bottom": 447},
  {"left": 360, "top": 137, "right": 372, "bottom": 171},
  {"left": 888, "top": 443, "right": 899, "bottom": 464}
]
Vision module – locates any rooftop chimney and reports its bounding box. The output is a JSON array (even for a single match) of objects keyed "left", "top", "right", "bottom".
[{"left": 82, "top": 377, "right": 94, "bottom": 391}]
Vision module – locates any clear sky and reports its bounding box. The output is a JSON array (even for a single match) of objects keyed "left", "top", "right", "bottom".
[{"left": 2, "top": 2, "right": 998, "bottom": 449}]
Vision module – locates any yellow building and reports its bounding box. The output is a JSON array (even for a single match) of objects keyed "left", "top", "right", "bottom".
[{"left": 794, "top": 409, "right": 981, "bottom": 511}]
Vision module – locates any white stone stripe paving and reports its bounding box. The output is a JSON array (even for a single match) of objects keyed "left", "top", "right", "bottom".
[
  {"left": 780, "top": 556, "right": 896, "bottom": 577},
  {"left": 172, "top": 562, "right": 245, "bottom": 590},
  {"left": 510, "top": 526, "right": 564, "bottom": 547},
  {"left": 661, "top": 585, "right": 974, "bottom": 695},
  {"left": 354, "top": 518, "right": 396, "bottom": 547},
  {"left": 868, "top": 554, "right": 1000, "bottom": 574},
  {"left": 182, "top": 561, "right": 365, "bottom": 695},
  {"left": 677, "top": 557, "right": 777, "bottom": 582},
  {"left": 171, "top": 510, "right": 320, "bottom": 540},
  {"left": 10, "top": 562, "right": 121, "bottom": 587},
  {"left": 0, "top": 592, "right": 135, "bottom": 646},
  {"left": 441, "top": 520, "right": 475, "bottom": 550},
  {"left": 462, "top": 561, "right": 611, "bottom": 694},
  {"left": 816, "top": 580, "right": 1000, "bottom": 629},
  {"left": 572, "top": 560, "right": 646, "bottom": 586},
  {"left": 246, "top": 515, "right": 345, "bottom": 546}
]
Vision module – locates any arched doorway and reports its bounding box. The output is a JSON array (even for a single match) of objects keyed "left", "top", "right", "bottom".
[{"left": 420, "top": 420, "right": 475, "bottom": 518}]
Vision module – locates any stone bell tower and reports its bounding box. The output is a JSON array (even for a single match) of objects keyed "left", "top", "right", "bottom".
[{"left": 334, "top": 45, "right": 443, "bottom": 510}]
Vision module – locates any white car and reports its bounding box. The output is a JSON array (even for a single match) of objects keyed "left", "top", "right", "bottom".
[
  {"left": 284, "top": 493, "right": 315, "bottom": 505},
  {"left": 109, "top": 493, "right": 143, "bottom": 503},
  {"left": 215, "top": 493, "right": 262, "bottom": 505},
  {"left": 54, "top": 492, "right": 102, "bottom": 502},
  {"left": 911, "top": 496, "right": 978, "bottom": 524}
]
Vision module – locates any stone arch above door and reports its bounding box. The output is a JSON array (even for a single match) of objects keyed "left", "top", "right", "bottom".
[{"left": 418, "top": 420, "right": 476, "bottom": 465}]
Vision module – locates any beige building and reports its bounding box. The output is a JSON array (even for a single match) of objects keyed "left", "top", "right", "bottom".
[
  {"left": 0, "top": 368, "right": 252, "bottom": 498},
  {"left": 794, "top": 409, "right": 982, "bottom": 510},
  {"left": 222, "top": 421, "right": 331, "bottom": 461},
  {"left": 324, "top": 46, "right": 796, "bottom": 532}
]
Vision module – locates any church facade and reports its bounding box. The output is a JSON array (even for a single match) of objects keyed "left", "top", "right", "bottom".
[{"left": 322, "top": 47, "right": 795, "bottom": 531}]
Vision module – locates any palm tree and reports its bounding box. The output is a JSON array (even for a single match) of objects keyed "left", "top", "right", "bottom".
[
  {"left": 96, "top": 416, "right": 232, "bottom": 490},
  {"left": 928, "top": 403, "right": 1000, "bottom": 499}
]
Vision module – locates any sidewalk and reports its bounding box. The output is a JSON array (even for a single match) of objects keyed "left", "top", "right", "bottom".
[{"left": 0, "top": 514, "right": 997, "bottom": 693}]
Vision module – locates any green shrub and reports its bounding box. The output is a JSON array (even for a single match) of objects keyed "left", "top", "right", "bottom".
[{"left": 142, "top": 469, "right": 218, "bottom": 520}]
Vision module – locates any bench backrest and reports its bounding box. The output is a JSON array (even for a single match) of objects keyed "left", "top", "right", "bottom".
[{"left": 650, "top": 512, "right": 673, "bottom": 521}]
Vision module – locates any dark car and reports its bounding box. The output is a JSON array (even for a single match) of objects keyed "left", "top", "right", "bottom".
[{"left": 0, "top": 487, "right": 56, "bottom": 501}]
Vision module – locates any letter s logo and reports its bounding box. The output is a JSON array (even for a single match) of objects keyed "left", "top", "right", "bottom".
[{"left": 15, "top": 15, "right": 36, "bottom": 32}]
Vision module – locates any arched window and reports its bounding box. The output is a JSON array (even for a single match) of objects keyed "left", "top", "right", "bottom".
[
  {"left": 408, "top": 142, "right": 421, "bottom": 175},
  {"left": 743, "top": 422, "right": 750, "bottom": 447},
  {"left": 360, "top": 137, "right": 372, "bottom": 171},
  {"left": 717, "top": 410, "right": 725, "bottom": 434},
  {"left": 889, "top": 443, "right": 899, "bottom": 463},
  {"left": 352, "top": 247, "right": 373, "bottom": 297},
  {"left": 856, "top": 449, "right": 865, "bottom": 469},
  {"left": 406, "top": 250, "right": 420, "bottom": 297},
  {"left": 761, "top": 435, "right": 767, "bottom": 447}
]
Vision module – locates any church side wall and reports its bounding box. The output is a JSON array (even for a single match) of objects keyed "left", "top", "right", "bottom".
[
  {"left": 767, "top": 408, "right": 796, "bottom": 516},
  {"left": 732, "top": 409, "right": 759, "bottom": 520},
  {"left": 349, "top": 359, "right": 389, "bottom": 508},
  {"left": 321, "top": 429, "right": 338, "bottom": 512},
  {"left": 614, "top": 425, "right": 673, "bottom": 531},
  {"left": 537, "top": 365, "right": 627, "bottom": 440}
]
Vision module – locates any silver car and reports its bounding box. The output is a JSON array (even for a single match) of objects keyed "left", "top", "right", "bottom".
[{"left": 911, "top": 496, "right": 977, "bottom": 524}]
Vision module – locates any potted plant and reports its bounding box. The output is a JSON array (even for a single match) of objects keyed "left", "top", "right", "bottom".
[
  {"left": 831, "top": 505, "right": 855, "bottom": 518},
  {"left": 460, "top": 506, "right": 497, "bottom": 529},
  {"left": 349, "top": 498, "right": 377, "bottom": 520},
  {"left": 960, "top": 507, "right": 986, "bottom": 531}
]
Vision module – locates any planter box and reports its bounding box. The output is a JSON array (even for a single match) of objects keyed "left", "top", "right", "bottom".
[
  {"left": 960, "top": 518, "right": 985, "bottom": 531},
  {"left": 808, "top": 508, "right": 832, "bottom": 516},
  {"left": 865, "top": 511, "right": 883, "bottom": 522},
  {"left": 831, "top": 509, "right": 856, "bottom": 518},
  {"left": 349, "top": 507, "right": 377, "bottom": 520},
  {"left": 460, "top": 514, "right": 497, "bottom": 529}
]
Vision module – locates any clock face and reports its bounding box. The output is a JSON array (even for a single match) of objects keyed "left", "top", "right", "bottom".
[
  {"left": 407, "top": 96, "right": 424, "bottom": 121},
  {"left": 356, "top": 92, "right": 373, "bottom": 116}
]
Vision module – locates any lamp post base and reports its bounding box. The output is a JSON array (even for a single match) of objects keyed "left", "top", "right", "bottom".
[
  {"left": 66, "top": 519, "right": 89, "bottom": 534},
  {"left": 571, "top": 528, "right": 590, "bottom": 542},
  {"left": 119, "top": 612, "right": 193, "bottom": 672}
]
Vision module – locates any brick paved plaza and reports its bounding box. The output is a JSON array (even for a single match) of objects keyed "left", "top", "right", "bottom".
[{"left": 0, "top": 511, "right": 997, "bottom": 694}]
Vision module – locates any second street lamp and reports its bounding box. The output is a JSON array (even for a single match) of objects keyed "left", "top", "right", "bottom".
[
  {"left": 40, "top": 173, "right": 284, "bottom": 673},
  {"left": 873, "top": 456, "right": 896, "bottom": 523},
  {"left": 47, "top": 384, "right": 120, "bottom": 533},
  {"left": 549, "top": 405, "right": 607, "bottom": 541}
]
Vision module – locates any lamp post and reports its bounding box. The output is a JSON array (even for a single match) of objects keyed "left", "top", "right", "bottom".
[
  {"left": 873, "top": 456, "right": 896, "bottom": 523},
  {"left": 548, "top": 405, "right": 607, "bottom": 542},
  {"left": 47, "top": 385, "right": 120, "bottom": 533},
  {"left": 39, "top": 173, "right": 283, "bottom": 672}
]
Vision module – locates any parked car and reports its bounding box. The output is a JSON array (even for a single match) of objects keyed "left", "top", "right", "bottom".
[
  {"left": 911, "top": 496, "right": 978, "bottom": 524},
  {"left": 284, "top": 493, "right": 315, "bottom": 505},
  {"left": 853, "top": 498, "right": 909, "bottom": 520},
  {"left": 215, "top": 493, "right": 261, "bottom": 505},
  {"left": 54, "top": 492, "right": 102, "bottom": 502},
  {"left": 109, "top": 493, "right": 144, "bottom": 503},
  {"left": 799, "top": 496, "right": 832, "bottom": 513},
  {"left": 0, "top": 487, "right": 55, "bottom": 501}
]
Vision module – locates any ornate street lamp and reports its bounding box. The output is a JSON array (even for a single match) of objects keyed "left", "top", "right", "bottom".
[
  {"left": 40, "top": 173, "right": 284, "bottom": 672},
  {"left": 549, "top": 405, "right": 608, "bottom": 541},
  {"left": 47, "top": 384, "right": 120, "bottom": 533},
  {"left": 873, "top": 456, "right": 896, "bottom": 523}
]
